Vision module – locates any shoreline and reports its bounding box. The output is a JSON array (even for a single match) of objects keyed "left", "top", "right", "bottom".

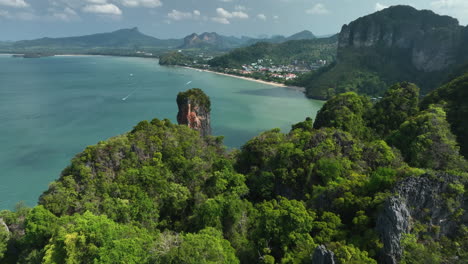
[
  {"left": 0, "top": 52, "right": 155, "bottom": 59},
  {"left": 0, "top": 53, "right": 307, "bottom": 93},
  {"left": 182, "top": 66, "right": 306, "bottom": 93}
]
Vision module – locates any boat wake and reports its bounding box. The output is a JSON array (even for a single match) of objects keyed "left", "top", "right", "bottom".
[{"left": 122, "top": 88, "right": 138, "bottom": 101}]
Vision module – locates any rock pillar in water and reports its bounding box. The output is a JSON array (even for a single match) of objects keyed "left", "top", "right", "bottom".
[{"left": 177, "top": 88, "right": 211, "bottom": 137}]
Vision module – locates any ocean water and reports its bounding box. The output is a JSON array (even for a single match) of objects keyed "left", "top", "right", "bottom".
[{"left": 0, "top": 54, "right": 324, "bottom": 209}]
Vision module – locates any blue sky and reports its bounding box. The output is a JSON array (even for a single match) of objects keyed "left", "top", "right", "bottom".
[{"left": 0, "top": 0, "right": 467, "bottom": 40}]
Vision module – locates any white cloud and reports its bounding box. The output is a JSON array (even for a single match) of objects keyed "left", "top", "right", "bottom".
[
  {"left": 0, "top": 0, "right": 29, "bottom": 8},
  {"left": 216, "top": 7, "right": 248, "bottom": 19},
  {"left": 211, "top": 16, "right": 230, "bottom": 24},
  {"left": 211, "top": 7, "right": 248, "bottom": 24},
  {"left": 51, "top": 7, "right": 79, "bottom": 21},
  {"left": 167, "top": 9, "right": 200, "bottom": 21},
  {"left": 86, "top": 0, "right": 107, "bottom": 4},
  {"left": 120, "top": 0, "right": 162, "bottom": 8},
  {"left": 273, "top": 15, "right": 279, "bottom": 19},
  {"left": 83, "top": 3, "right": 122, "bottom": 15},
  {"left": 306, "top": 3, "right": 330, "bottom": 15},
  {"left": 257, "top": 13, "right": 266, "bottom": 20},
  {"left": 375, "top": 3, "right": 389, "bottom": 11}
]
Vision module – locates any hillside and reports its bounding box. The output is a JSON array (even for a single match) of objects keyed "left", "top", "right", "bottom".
[
  {"left": 179, "top": 32, "right": 246, "bottom": 50},
  {"left": 2, "top": 29, "right": 322, "bottom": 55},
  {"left": 0, "top": 75, "right": 467, "bottom": 263},
  {"left": 179, "top": 30, "right": 320, "bottom": 51},
  {"left": 422, "top": 71, "right": 468, "bottom": 158},
  {"left": 208, "top": 35, "right": 338, "bottom": 68},
  {"left": 286, "top": 30, "right": 316, "bottom": 41},
  {"left": 12, "top": 27, "right": 182, "bottom": 52},
  {"left": 292, "top": 5, "right": 468, "bottom": 99}
]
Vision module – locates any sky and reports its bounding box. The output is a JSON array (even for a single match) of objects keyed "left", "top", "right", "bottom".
[{"left": 0, "top": 0, "right": 467, "bottom": 41}]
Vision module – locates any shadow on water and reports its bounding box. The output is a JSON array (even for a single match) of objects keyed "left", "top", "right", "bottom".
[{"left": 236, "top": 87, "right": 306, "bottom": 98}]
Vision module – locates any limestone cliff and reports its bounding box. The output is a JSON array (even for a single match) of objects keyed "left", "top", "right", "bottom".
[
  {"left": 179, "top": 32, "right": 234, "bottom": 50},
  {"left": 301, "top": 5, "right": 468, "bottom": 99},
  {"left": 338, "top": 5, "right": 464, "bottom": 72},
  {"left": 177, "top": 88, "right": 211, "bottom": 137},
  {"left": 377, "top": 172, "right": 468, "bottom": 264}
]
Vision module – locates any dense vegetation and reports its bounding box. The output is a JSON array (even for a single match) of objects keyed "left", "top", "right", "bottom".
[
  {"left": 208, "top": 37, "right": 338, "bottom": 69},
  {"left": 290, "top": 47, "right": 453, "bottom": 100},
  {"left": 0, "top": 72, "right": 466, "bottom": 263},
  {"left": 159, "top": 52, "right": 194, "bottom": 66},
  {"left": 422, "top": 72, "right": 468, "bottom": 158},
  {"left": 177, "top": 88, "right": 211, "bottom": 111}
]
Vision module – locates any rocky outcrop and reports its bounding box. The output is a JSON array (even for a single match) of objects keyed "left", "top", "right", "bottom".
[
  {"left": 0, "top": 218, "right": 9, "bottom": 234},
  {"left": 311, "top": 245, "right": 336, "bottom": 264},
  {"left": 377, "top": 172, "right": 468, "bottom": 264},
  {"left": 179, "top": 32, "right": 225, "bottom": 49},
  {"left": 338, "top": 5, "right": 465, "bottom": 72},
  {"left": 177, "top": 88, "right": 211, "bottom": 137}
]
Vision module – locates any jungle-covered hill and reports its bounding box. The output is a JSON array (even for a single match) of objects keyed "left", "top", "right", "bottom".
[{"left": 0, "top": 74, "right": 467, "bottom": 263}]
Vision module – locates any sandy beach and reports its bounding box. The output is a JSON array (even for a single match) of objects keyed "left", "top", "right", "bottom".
[{"left": 183, "top": 66, "right": 306, "bottom": 93}]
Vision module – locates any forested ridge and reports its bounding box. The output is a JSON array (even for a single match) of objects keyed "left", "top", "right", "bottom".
[
  {"left": 208, "top": 37, "right": 338, "bottom": 69},
  {"left": 0, "top": 73, "right": 467, "bottom": 263}
]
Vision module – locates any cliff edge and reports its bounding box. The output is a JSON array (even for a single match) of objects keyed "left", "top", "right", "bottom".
[
  {"left": 177, "top": 88, "right": 211, "bottom": 137},
  {"left": 377, "top": 172, "right": 468, "bottom": 264}
]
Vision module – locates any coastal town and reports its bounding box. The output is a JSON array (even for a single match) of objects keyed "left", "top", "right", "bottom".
[{"left": 181, "top": 52, "right": 330, "bottom": 84}]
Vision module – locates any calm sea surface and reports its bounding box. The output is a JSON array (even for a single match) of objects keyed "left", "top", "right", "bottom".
[{"left": 0, "top": 54, "right": 324, "bottom": 209}]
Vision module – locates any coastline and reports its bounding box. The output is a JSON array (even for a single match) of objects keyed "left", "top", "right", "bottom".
[
  {"left": 0, "top": 52, "right": 307, "bottom": 93},
  {"left": 55, "top": 54, "right": 102, "bottom": 57},
  {"left": 182, "top": 66, "right": 306, "bottom": 93}
]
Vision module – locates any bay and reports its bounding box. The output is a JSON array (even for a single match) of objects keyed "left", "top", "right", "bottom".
[{"left": 0, "top": 54, "right": 324, "bottom": 209}]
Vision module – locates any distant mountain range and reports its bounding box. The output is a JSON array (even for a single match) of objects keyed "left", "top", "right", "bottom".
[
  {"left": 1, "top": 28, "right": 320, "bottom": 54},
  {"left": 178, "top": 30, "right": 316, "bottom": 50},
  {"left": 11, "top": 28, "right": 181, "bottom": 52}
]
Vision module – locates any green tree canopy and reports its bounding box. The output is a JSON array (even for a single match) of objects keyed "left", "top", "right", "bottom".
[
  {"left": 389, "top": 105, "right": 467, "bottom": 170},
  {"left": 161, "top": 228, "right": 239, "bottom": 264},
  {"left": 314, "top": 92, "right": 373, "bottom": 139},
  {"left": 369, "top": 82, "right": 420, "bottom": 136}
]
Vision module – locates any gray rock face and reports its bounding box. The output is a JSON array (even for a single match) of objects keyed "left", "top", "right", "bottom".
[
  {"left": 312, "top": 245, "right": 335, "bottom": 264},
  {"left": 377, "top": 172, "right": 468, "bottom": 264},
  {"left": 0, "top": 218, "right": 8, "bottom": 234},
  {"left": 338, "top": 5, "right": 465, "bottom": 72},
  {"left": 377, "top": 197, "right": 411, "bottom": 264}
]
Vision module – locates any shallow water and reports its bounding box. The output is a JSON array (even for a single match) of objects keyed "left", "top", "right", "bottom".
[{"left": 0, "top": 55, "right": 324, "bottom": 209}]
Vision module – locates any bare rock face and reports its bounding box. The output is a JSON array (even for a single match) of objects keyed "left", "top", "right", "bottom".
[
  {"left": 177, "top": 88, "right": 211, "bottom": 137},
  {"left": 0, "top": 218, "right": 9, "bottom": 234},
  {"left": 377, "top": 172, "right": 468, "bottom": 264},
  {"left": 311, "top": 245, "right": 336, "bottom": 264},
  {"left": 180, "top": 32, "right": 222, "bottom": 49},
  {"left": 338, "top": 5, "right": 464, "bottom": 72}
]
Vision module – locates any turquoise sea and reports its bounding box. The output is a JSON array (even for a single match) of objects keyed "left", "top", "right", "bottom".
[{"left": 0, "top": 54, "right": 324, "bottom": 209}]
